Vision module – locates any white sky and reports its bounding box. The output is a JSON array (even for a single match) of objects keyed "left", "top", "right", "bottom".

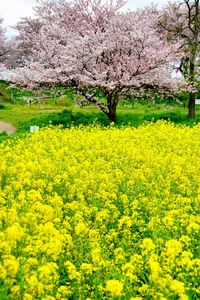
[{"left": 0, "top": 0, "right": 168, "bottom": 38}]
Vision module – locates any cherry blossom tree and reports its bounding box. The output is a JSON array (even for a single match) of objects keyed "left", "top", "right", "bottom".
[
  {"left": 10, "top": 0, "right": 182, "bottom": 121},
  {"left": 6, "top": 18, "right": 43, "bottom": 69},
  {"left": 0, "top": 18, "right": 6, "bottom": 62},
  {"left": 159, "top": 0, "right": 200, "bottom": 119}
]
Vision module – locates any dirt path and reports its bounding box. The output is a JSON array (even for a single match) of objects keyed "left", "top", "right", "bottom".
[{"left": 0, "top": 121, "right": 16, "bottom": 135}]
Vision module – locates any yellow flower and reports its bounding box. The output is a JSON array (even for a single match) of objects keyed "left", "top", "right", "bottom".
[
  {"left": 56, "top": 286, "right": 72, "bottom": 299},
  {"left": 0, "top": 122, "right": 200, "bottom": 298},
  {"left": 170, "top": 280, "right": 186, "bottom": 296},
  {"left": 165, "top": 240, "right": 182, "bottom": 258},
  {"left": 118, "top": 216, "right": 132, "bottom": 229},
  {"left": 149, "top": 255, "right": 161, "bottom": 281},
  {"left": 2, "top": 255, "right": 19, "bottom": 278},
  {"left": 80, "top": 263, "right": 93, "bottom": 275},
  {"left": 75, "top": 222, "right": 88, "bottom": 235},
  {"left": 106, "top": 279, "right": 123, "bottom": 297},
  {"left": 23, "top": 293, "right": 33, "bottom": 300},
  {"left": 141, "top": 238, "right": 156, "bottom": 253},
  {"left": 64, "top": 261, "right": 81, "bottom": 281},
  {"left": 114, "top": 247, "right": 125, "bottom": 262}
]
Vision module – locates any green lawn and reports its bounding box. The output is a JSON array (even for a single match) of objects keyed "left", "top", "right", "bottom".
[
  {"left": 1, "top": 98, "right": 200, "bottom": 138},
  {"left": 1, "top": 80, "right": 200, "bottom": 132},
  {"left": 0, "top": 102, "right": 65, "bottom": 126}
]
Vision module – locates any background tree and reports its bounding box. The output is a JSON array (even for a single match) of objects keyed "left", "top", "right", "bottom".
[
  {"left": 0, "top": 18, "right": 12, "bottom": 102},
  {"left": 6, "top": 18, "right": 43, "bottom": 69},
  {"left": 0, "top": 18, "right": 6, "bottom": 62},
  {"left": 159, "top": 0, "right": 200, "bottom": 119},
  {"left": 10, "top": 0, "right": 182, "bottom": 121}
]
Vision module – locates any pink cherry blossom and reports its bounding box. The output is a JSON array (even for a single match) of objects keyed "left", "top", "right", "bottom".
[{"left": 10, "top": 0, "right": 183, "bottom": 121}]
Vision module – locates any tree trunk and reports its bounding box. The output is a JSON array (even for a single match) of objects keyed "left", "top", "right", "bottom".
[
  {"left": 106, "top": 92, "right": 119, "bottom": 122},
  {"left": 187, "top": 53, "right": 196, "bottom": 119},
  {"left": 108, "top": 104, "right": 117, "bottom": 122},
  {"left": 188, "top": 92, "right": 196, "bottom": 119}
]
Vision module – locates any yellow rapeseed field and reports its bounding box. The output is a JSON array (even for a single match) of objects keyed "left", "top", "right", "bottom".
[{"left": 0, "top": 121, "right": 199, "bottom": 299}]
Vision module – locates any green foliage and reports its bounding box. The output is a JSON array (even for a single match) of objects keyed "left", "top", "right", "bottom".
[
  {"left": 1, "top": 94, "right": 200, "bottom": 143},
  {"left": 0, "top": 81, "right": 11, "bottom": 102},
  {"left": 0, "top": 104, "right": 6, "bottom": 110},
  {"left": 0, "top": 131, "right": 8, "bottom": 143},
  {"left": 16, "top": 107, "right": 200, "bottom": 134},
  {"left": 17, "top": 109, "right": 111, "bottom": 132},
  {"left": 144, "top": 110, "right": 200, "bottom": 126},
  {"left": 0, "top": 80, "right": 35, "bottom": 104}
]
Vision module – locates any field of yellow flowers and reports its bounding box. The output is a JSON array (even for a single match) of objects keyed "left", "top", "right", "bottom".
[{"left": 0, "top": 121, "right": 200, "bottom": 300}]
